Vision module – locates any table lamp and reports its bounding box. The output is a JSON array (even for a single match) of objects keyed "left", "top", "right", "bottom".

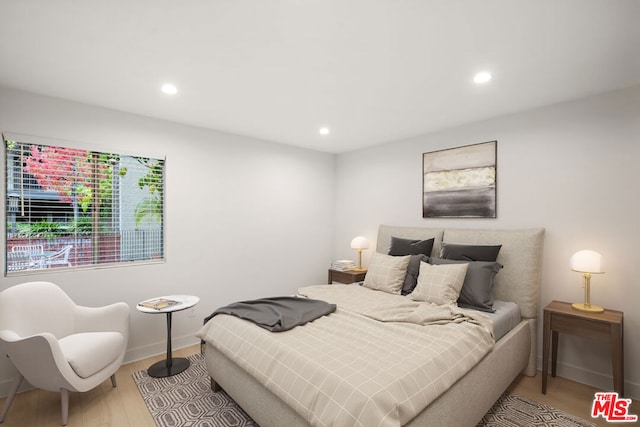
[
  {"left": 350, "top": 236, "right": 370, "bottom": 271},
  {"left": 570, "top": 249, "right": 604, "bottom": 313}
]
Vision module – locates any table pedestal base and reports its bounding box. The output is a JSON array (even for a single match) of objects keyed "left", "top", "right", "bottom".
[{"left": 147, "top": 357, "right": 190, "bottom": 378}]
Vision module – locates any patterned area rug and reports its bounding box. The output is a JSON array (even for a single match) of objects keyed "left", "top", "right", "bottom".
[
  {"left": 134, "top": 353, "right": 595, "bottom": 427},
  {"left": 133, "top": 353, "right": 257, "bottom": 427},
  {"left": 477, "top": 392, "right": 595, "bottom": 427}
]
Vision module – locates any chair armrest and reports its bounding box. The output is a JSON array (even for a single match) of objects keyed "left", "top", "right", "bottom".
[
  {"left": 74, "top": 303, "right": 130, "bottom": 339},
  {"left": 0, "top": 330, "right": 21, "bottom": 342},
  {"left": 0, "top": 331, "right": 77, "bottom": 392}
]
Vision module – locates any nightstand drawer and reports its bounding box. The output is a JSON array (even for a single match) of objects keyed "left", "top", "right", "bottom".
[
  {"left": 328, "top": 269, "right": 366, "bottom": 284},
  {"left": 550, "top": 313, "right": 612, "bottom": 341}
]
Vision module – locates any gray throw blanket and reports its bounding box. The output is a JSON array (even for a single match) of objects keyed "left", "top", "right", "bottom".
[{"left": 204, "top": 296, "right": 336, "bottom": 332}]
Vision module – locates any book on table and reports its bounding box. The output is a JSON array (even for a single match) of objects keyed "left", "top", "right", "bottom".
[{"left": 139, "top": 298, "right": 179, "bottom": 310}]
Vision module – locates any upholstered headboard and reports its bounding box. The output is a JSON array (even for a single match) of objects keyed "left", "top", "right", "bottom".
[
  {"left": 377, "top": 225, "right": 544, "bottom": 376},
  {"left": 376, "top": 225, "right": 545, "bottom": 319}
]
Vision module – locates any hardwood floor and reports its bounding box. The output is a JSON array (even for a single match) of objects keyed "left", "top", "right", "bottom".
[
  {"left": 0, "top": 345, "right": 199, "bottom": 427},
  {"left": 1, "top": 344, "right": 638, "bottom": 426},
  {"left": 509, "top": 372, "right": 640, "bottom": 427}
]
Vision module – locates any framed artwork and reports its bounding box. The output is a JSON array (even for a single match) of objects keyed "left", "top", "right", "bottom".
[{"left": 422, "top": 141, "right": 497, "bottom": 218}]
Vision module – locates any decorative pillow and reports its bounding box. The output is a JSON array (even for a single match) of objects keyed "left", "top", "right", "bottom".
[
  {"left": 389, "top": 236, "right": 435, "bottom": 257},
  {"left": 429, "top": 257, "right": 503, "bottom": 312},
  {"left": 401, "top": 254, "right": 429, "bottom": 295},
  {"left": 409, "top": 261, "right": 468, "bottom": 305},
  {"left": 439, "top": 242, "right": 502, "bottom": 262},
  {"left": 363, "top": 253, "right": 411, "bottom": 294}
]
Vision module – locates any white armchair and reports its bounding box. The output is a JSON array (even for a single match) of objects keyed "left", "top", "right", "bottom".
[{"left": 0, "top": 281, "right": 129, "bottom": 425}]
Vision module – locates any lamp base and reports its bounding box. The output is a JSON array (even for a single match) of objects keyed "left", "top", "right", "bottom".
[
  {"left": 572, "top": 303, "right": 604, "bottom": 313},
  {"left": 352, "top": 267, "right": 367, "bottom": 272}
]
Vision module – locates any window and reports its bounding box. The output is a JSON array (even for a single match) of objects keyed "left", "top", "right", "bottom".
[{"left": 4, "top": 134, "right": 165, "bottom": 274}]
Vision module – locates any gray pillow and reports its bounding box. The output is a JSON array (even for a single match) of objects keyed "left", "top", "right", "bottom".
[
  {"left": 388, "top": 237, "right": 433, "bottom": 295},
  {"left": 429, "top": 257, "right": 503, "bottom": 312},
  {"left": 389, "top": 236, "right": 434, "bottom": 257},
  {"left": 401, "top": 254, "right": 429, "bottom": 295},
  {"left": 439, "top": 242, "right": 502, "bottom": 262}
]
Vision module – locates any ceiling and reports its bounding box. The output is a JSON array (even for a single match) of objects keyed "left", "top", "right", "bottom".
[{"left": 1, "top": 1, "right": 639, "bottom": 153}]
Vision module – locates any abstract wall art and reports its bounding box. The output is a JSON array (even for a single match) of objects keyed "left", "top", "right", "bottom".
[{"left": 422, "top": 141, "right": 497, "bottom": 218}]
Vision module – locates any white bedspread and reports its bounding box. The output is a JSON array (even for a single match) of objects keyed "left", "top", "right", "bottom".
[{"left": 198, "top": 285, "right": 494, "bottom": 427}]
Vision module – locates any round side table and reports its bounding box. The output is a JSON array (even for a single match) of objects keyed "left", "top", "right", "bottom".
[{"left": 137, "top": 294, "right": 199, "bottom": 378}]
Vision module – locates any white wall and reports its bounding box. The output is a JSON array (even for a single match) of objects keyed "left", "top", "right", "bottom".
[
  {"left": 333, "top": 85, "right": 640, "bottom": 399},
  {"left": 0, "top": 87, "right": 335, "bottom": 395}
]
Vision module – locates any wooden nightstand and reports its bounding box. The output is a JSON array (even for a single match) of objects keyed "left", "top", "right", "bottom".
[
  {"left": 328, "top": 269, "right": 367, "bottom": 284},
  {"left": 542, "top": 300, "right": 624, "bottom": 395}
]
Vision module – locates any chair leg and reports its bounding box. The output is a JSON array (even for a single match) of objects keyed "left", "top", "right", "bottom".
[
  {"left": 0, "top": 373, "right": 24, "bottom": 423},
  {"left": 60, "top": 389, "right": 69, "bottom": 426},
  {"left": 110, "top": 373, "right": 117, "bottom": 387}
]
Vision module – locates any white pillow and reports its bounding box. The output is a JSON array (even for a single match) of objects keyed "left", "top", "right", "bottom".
[
  {"left": 363, "top": 252, "right": 410, "bottom": 294},
  {"left": 409, "top": 261, "right": 469, "bottom": 305}
]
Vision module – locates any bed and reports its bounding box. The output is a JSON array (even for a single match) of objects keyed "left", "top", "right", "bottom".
[{"left": 198, "top": 225, "right": 545, "bottom": 427}]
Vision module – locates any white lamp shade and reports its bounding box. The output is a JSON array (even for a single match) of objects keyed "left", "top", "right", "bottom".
[
  {"left": 570, "top": 250, "right": 603, "bottom": 274},
  {"left": 350, "top": 236, "right": 370, "bottom": 250}
]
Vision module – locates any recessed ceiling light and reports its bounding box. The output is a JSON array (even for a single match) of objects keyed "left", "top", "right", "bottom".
[
  {"left": 161, "top": 83, "right": 178, "bottom": 95},
  {"left": 318, "top": 127, "right": 330, "bottom": 135},
  {"left": 473, "top": 72, "right": 492, "bottom": 84}
]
